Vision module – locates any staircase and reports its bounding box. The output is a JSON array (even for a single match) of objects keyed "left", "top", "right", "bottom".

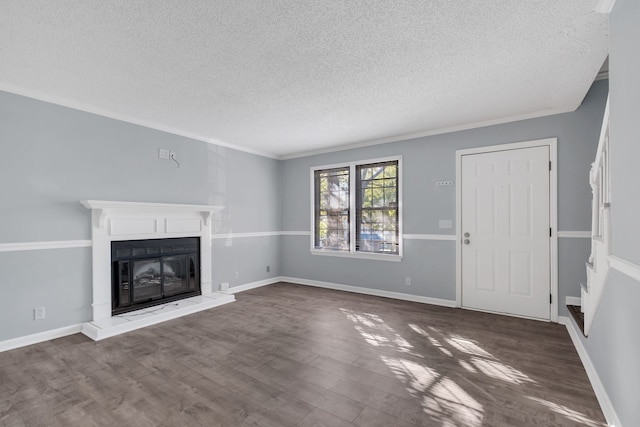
[{"left": 570, "top": 96, "right": 610, "bottom": 337}]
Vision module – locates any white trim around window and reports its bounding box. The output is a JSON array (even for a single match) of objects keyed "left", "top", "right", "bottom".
[{"left": 310, "top": 156, "right": 403, "bottom": 262}]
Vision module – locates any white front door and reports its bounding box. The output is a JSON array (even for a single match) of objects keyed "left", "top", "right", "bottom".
[{"left": 461, "top": 146, "right": 550, "bottom": 320}]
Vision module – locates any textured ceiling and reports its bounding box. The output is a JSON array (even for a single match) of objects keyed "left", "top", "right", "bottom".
[{"left": 0, "top": 1, "right": 608, "bottom": 159}]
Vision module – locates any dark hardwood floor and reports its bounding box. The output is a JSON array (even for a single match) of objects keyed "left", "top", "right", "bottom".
[{"left": 0, "top": 282, "right": 605, "bottom": 426}]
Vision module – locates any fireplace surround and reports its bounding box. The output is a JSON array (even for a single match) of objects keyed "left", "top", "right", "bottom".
[{"left": 80, "top": 200, "right": 233, "bottom": 340}]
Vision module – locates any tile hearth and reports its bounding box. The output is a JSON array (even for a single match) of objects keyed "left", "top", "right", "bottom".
[{"left": 81, "top": 291, "right": 235, "bottom": 341}]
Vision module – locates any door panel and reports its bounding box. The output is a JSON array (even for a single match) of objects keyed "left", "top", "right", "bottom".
[{"left": 461, "top": 146, "right": 550, "bottom": 320}]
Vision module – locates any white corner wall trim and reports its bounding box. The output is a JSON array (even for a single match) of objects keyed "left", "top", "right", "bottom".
[
  {"left": 596, "top": 0, "right": 616, "bottom": 14},
  {"left": 0, "top": 240, "right": 92, "bottom": 253},
  {"left": 559, "top": 316, "right": 622, "bottom": 427},
  {"left": 212, "top": 230, "right": 310, "bottom": 239},
  {"left": 281, "top": 276, "right": 457, "bottom": 308},
  {"left": 403, "top": 234, "right": 457, "bottom": 241},
  {"left": 609, "top": 255, "right": 640, "bottom": 282},
  {"left": 557, "top": 231, "right": 592, "bottom": 238},
  {"left": 0, "top": 324, "right": 82, "bottom": 353}
]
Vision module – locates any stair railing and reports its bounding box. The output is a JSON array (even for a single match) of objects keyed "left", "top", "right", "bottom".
[{"left": 583, "top": 95, "right": 611, "bottom": 336}]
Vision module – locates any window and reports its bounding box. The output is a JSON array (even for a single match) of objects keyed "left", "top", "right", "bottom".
[
  {"left": 314, "top": 167, "right": 350, "bottom": 250},
  {"left": 312, "top": 157, "right": 401, "bottom": 260}
]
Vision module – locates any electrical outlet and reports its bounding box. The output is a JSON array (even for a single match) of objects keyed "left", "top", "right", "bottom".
[
  {"left": 405, "top": 277, "right": 411, "bottom": 286},
  {"left": 234, "top": 272, "right": 239, "bottom": 279},
  {"left": 159, "top": 148, "right": 170, "bottom": 159},
  {"left": 220, "top": 282, "right": 229, "bottom": 291},
  {"left": 34, "top": 307, "right": 45, "bottom": 320},
  {"left": 266, "top": 265, "right": 270, "bottom": 272}
]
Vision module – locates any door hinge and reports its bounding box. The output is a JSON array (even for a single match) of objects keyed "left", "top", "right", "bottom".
[
  {"left": 549, "top": 161, "right": 552, "bottom": 171},
  {"left": 549, "top": 228, "right": 552, "bottom": 237},
  {"left": 550, "top": 294, "right": 552, "bottom": 304}
]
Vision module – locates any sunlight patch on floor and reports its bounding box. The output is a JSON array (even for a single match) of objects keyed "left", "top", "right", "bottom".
[
  {"left": 425, "top": 376, "right": 484, "bottom": 427},
  {"left": 527, "top": 396, "right": 605, "bottom": 427},
  {"left": 343, "top": 311, "right": 485, "bottom": 426},
  {"left": 445, "top": 335, "right": 493, "bottom": 358},
  {"left": 408, "top": 323, "right": 453, "bottom": 357},
  {"left": 340, "top": 309, "right": 415, "bottom": 354},
  {"left": 380, "top": 355, "right": 438, "bottom": 394},
  {"left": 426, "top": 326, "right": 534, "bottom": 386},
  {"left": 470, "top": 357, "right": 533, "bottom": 385},
  {"left": 458, "top": 360, "right": 478, "bottom": 374}
]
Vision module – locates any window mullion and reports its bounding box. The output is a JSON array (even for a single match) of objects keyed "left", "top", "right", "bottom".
[{"left": 350, "top": 164, "right": 357, "bottom": 253}]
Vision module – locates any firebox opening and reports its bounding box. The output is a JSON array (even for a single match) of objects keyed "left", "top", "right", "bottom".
[{"left": 111, "top": 237, "right": 201, "bottom": 315}]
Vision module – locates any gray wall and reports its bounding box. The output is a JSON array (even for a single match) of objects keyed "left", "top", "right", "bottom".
[
  {"left": 0, "top": 91, "right": 281, "bottom": 341},
  {"left": 575, "top": 0, "right": 640, "bottom": 425},
  {"left": 281, "top": 80, "right": 608, "bottom": 310}
]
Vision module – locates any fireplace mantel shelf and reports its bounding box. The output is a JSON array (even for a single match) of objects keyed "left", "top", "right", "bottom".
[{"left": 81, "top": 200, "right": 224, "bottom": 228}]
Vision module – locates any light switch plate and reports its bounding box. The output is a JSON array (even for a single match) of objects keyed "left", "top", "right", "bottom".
[{"left": 439, "top": 220, "right": 452, "bottom": 229}]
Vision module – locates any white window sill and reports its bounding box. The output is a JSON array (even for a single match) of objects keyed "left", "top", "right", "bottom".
[{"left": 311, "top": 249, "right": 402, "bottom": 262}]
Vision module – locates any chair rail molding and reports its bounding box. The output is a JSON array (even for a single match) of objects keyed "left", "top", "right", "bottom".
[
  {"left": 0, "top": 240, "right": 92, "bottom": 252},
  {"left": 609, "top": 255, "right": 640, "bottom": 282}
]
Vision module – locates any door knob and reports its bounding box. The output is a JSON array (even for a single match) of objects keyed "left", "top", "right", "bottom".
[
  {"left": 464, "top": 239, "right": 470, "bottom": 245},
  {"left": 464, "top": 232, "right": 470, "bottom": 237}
]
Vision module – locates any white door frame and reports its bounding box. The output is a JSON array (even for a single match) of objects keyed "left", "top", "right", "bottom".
[{"left": 455, "top": 138, "right": 558, "bottom": 322}]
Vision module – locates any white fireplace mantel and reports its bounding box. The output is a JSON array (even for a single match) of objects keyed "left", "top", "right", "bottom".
[
  {"left": 80, "top": 200, "right": 231, "bottom": 340},
  {"left": 80, "top": 200, "right": 223, "bottom": 228}
]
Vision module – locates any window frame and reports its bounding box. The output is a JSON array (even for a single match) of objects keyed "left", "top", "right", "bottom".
[{"left": 310, "top": 156, "right": 403, "bottom": 262}]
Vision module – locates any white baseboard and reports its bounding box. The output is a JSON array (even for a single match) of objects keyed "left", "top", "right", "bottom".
[
  {"left": 225, "top": 277, "right": 283, "bottom": 294},
  {"left": 0, "top": 324, "right": 83, "bottom": 353},
  {"left": 2, "top": 278, "right": 278, "bottom": 350},
  {"left": 280, "top": 276, "right": 457, "bottom": 308},
  {"left": 559, "top": 316, "right": 622, "bottom": 427},
  {"left": 224, "top": 276, "right": 458, "bottom": 312},
  {"left": 565, "top": 296, "right": 582, "bottom": 306}
]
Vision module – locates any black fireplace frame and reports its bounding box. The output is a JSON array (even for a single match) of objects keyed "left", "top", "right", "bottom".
[{"left": 111, "top": 237, "right": 201, "bottom": 315}]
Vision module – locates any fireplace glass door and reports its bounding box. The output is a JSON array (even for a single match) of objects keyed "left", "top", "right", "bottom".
[
  {"left": 112, "top": 237, "right": 200, "bottom": 315},
  {"left": 162, "top": 256, "right": 188, "bottom": 297},
  {"left": 132, "top": 258, "right": 162, "bottom": 303}
]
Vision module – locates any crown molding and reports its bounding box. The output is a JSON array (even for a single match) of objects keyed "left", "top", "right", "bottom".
[
  {"left": 279, "top": 104, "right": 579, "bottom": 160},
  {"left": 0, "top": 83, "right": 279, "bottom": 160}
]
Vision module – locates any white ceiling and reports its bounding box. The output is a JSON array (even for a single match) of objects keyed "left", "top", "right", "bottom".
[{"left": 0, "top": 1, "right": 608, "bottom": 159}]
